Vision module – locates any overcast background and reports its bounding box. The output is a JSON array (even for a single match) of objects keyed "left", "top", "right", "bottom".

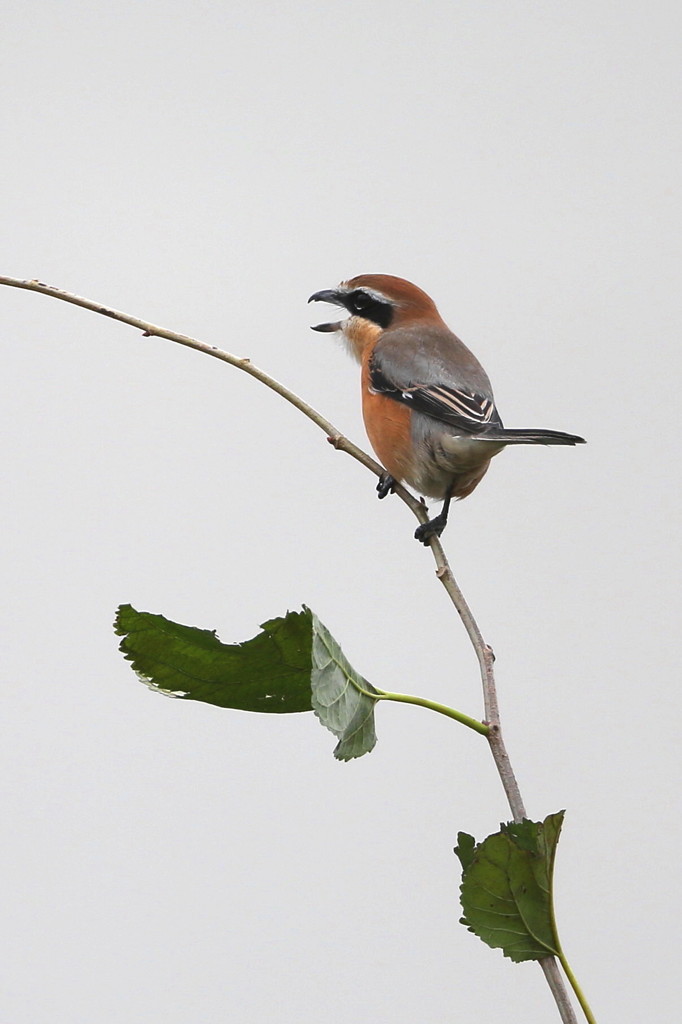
[{"left": 2, "top": 2, "right": 680, "bottom": 1022}]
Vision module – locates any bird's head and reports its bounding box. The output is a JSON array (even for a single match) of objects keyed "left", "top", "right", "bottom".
[{"left": 308, "top": 274, "right": 444, "bottom": 361}]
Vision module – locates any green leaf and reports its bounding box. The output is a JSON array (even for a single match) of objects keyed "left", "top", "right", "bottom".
[
  {"left": 114, "top": 604, "right": 314, "bottom": 713},
  {"left": 457, "top": 811, "right": 565, "bottom": 962},
  {"left": 115, "top": 605, "right": 379, "bottom": 760},
  {"left": 454, "top": 832, "right": 477, "bottom": 873},
  {"left": 310, "top": 612, "right": 378, "bottom": 761}
]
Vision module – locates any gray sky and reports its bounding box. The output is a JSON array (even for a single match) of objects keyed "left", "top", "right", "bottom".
[{"left": 2, "top": 2, "right": 679, "bottom": 1021}]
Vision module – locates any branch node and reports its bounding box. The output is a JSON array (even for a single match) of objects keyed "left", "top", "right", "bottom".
[{"left": 326, "top": 434, "right": 344, "bottom": 449}]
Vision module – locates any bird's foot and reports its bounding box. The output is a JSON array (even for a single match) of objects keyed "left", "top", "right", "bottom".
[
  {"left": 414, "top": 512, "right": 448, "bottom": 545},
  {"left": 376, "top": 473, "right": 397, "bottom": 500}
]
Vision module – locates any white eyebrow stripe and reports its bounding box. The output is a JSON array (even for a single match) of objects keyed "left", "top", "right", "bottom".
[{"left": 337, "top": 285, "right": 392, "bottom": 304}]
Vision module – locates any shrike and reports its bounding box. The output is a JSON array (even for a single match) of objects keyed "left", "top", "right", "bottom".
[{"left": 309, "top": 274, "right": 585, "bottom": 543}]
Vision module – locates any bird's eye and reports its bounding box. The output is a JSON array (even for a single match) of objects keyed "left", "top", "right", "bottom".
[
  {"left": 346, "top": 290, "right": 393, "bottom": 328},
  {"left": 351, "top": 291, "right": 371, "bottom": 312}
]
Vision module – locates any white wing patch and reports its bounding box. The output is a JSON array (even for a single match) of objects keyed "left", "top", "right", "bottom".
[{"left": 402, "top": 384, "right": 497, "bottom": 425}]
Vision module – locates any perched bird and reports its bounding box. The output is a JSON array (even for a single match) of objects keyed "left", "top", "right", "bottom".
[{"left": 309, "top": 274, "right": 585, "bottom": 543}]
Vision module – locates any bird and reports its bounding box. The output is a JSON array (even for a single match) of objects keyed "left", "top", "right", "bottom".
[{"left": 308, "top": 274, "right": 585, "bottom": 544}]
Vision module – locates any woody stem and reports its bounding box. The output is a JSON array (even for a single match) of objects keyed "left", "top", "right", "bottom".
[{"left": 0, "top": 274, "right": 580, "bottom": 1024}]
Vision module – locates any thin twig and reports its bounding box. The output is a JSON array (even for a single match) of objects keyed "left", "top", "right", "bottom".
[
  {"left": 1, "top": 275, "right": 581, "bottom": 1024},
  {"left": 0, "top": 277, "right": 430, "bottom": 521},
  {"left": 542, "top": 959, "right": 585, "bottom": 1024},
  {"left": 433, "top": 550, "right": 527, "bottom": 819}
]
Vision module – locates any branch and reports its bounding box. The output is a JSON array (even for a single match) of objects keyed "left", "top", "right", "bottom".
[
  {"left": 1, "top": 275, "right": 580, "bottom": 1024},
  {"left": 0, "top": 277, "right": 429, "bottom": 519}
]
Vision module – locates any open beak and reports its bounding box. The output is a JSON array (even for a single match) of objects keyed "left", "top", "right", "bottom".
[{"left": 308, "top": 289, "right": 346, "bottom": 332}]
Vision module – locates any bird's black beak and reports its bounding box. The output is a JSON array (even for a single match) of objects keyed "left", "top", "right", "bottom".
[
  {"left": 308, "top": 289, "right": 344, "bottom": 306},
  {"left": 308, "top": 289, "right": 346, "bottom": 332}
]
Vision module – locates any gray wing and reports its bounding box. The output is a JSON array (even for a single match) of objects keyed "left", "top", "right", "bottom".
[{"left": 370, "top": 325, "right": 504, "bottom": 434}]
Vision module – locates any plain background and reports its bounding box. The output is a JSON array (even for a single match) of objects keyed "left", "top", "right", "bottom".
[{"left": 2, "top": 2, "right": 680, "bottom": 1021}]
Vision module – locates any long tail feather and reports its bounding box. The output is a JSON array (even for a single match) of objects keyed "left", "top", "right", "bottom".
[{"left": 479, "top": 428, "right": 585, "bottom": 446}]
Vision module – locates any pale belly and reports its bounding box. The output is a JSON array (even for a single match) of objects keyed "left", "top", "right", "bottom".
[{"left": 410, "top": 432, "right": 507, "bottom": 499}]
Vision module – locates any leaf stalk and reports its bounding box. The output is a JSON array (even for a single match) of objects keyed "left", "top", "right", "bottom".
[{"left": 373, "top": 690, "right": 489, "bottom": 735}]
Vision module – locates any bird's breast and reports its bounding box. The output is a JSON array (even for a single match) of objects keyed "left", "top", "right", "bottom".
[{"left": 361, "top": 377, "right": 417, "bottom": 484}]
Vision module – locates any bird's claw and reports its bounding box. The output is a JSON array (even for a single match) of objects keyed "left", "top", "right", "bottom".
[
  {"left": 414, "top": 513, "right": 447, "bottom": 545},
  {"left": 376, "top": 473, "right": 396, "bottom": 500}
]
